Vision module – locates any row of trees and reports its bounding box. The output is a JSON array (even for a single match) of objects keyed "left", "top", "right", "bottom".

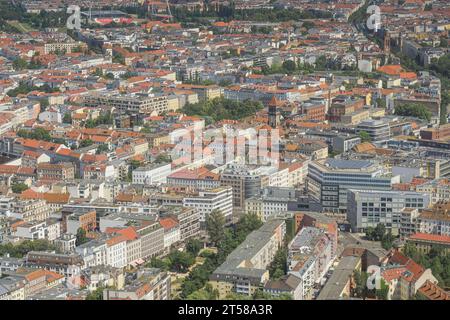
[
  {"left": 182, "top": 97, "right": 263, "bottom": 124},
  {"left": 181, "top": 210, "right": 263, "bottom": 299},
  {"left": 0, "top": 239, "right": 56, "bottom": 258},
  {"left": 12, "top": 57, "right": 43, "bottom": 71},
  {"left": 7, "top": 83, "right": 59, "bottom": 97},
  {"left": 394, "top": 103, "right": 432, "bottom": 122},
  {"left": 84, "top": 111, "right": 114, "bottom": 128},
  {"left": 16, "top": 128, "right": 66, "bottom": 145},
  {"left": 365, "top": 223, "right": 396, "bottom": 250},
  {"left": 148, "top": 239, "right": 203, "bottom": 273},
  {"left": 172, "top": 5, "right": 331, "bottom": 24}
]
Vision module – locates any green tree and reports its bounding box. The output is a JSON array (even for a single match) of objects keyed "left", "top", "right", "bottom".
[
  {"left": 148, "top": 257, "right": 170, "bottom": 271},
  {"left": 186, "top": 238, "right": 203, "bottom": 257},
  {"left": 359, "top": 130, "right": 371, "bottom": 142},
  {"left": 282, "top": 60, "right": 296, "bottom": 73},
  {"left": 374, "top": 223, "right": 386, "bottom": 241},
  {"left": 86, "top": 287, "right": 103, "bottom": 300},
  {"left": 0, "top": 239, "right": 56, "bottom": 258},
  {"left": 96, "top": 144, "right": 109, "bottom": 154},
  {"left": 154, "top": 153, "right": 171, "bottom": 164},
  {"left": 394, "top": 104, "right": 432, "bottom": 122},
  {"left": 206, "top": 209, "right": 226, "bottom": 246},
  {"left": 76, "top": 228, "right": 88, "bottom": 246},
  {"left": 13, "top": 57, "right": 28, "bottom": 71},
  {"left": 168, "top": 250, "right": 195, "bottom": 273},
  {"left": 375, "top": 279, "right": 389, "bottom": 300},
  {"left": 268, "top": 246, "right": 287, "bottom": 280},
  {"left": 79, "top": 139, "right": 94, "bottom": 148},
  {"left": 63, "top": 113, "right": 72, "bottom": 124},
  {"left": 11, "top": 183, "right": 29, "bottom": 194},
  {"left": 105, "top": 72, "right": 115, "bottom": 80}
]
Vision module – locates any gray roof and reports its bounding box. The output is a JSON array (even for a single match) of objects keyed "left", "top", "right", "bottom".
[
  {"left": 316, "top": 255, "right": 361, "bottom": 300},
  {"left": 325, "top": 159, "right": 373, "bottom": 170},
  {"left": 211, "top": 219, "right": 285, "bottom": 282}
]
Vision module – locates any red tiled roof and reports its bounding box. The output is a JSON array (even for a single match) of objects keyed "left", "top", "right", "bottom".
[{"left": 409, "top": 233, "right": 450, "bottom": 244}]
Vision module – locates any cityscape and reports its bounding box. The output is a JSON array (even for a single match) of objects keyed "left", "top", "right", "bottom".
[{"left": 0, "top": 0, "right": 449, "bottom": 302}]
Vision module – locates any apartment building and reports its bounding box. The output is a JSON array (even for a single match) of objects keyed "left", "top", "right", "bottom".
[
  {"left": 36, "top": 162, "right": 75, "bottom": 180},
  {"left": 177, "top": 84, "right": 223, "bottom": 101},
  {"left": 245, "top": 187, "right": 300, "bottom": 222},
  {"left": 11, "top": 200, "right": 50, "bottom": 223},
  {"left": 44, "top": 41, "right": 87, "bottom": 54},
  {"left": 159, "top": 217, "right": 181, "bottom": 249},
  {"left": 219, "top": 164, "right": 286, "bottom": 208},
  {"left": 356, "top": 119, "right": 391, "bottom": 143},
  {"left": 160, "top": 206, "right": 200, "bottom": 242},
  {"left": 25, "top": 251, "right": 83, "bottom": 277},
  {"left": 406, "top": 233, "right": 450, "bottom": 255},
  {"left": 14, "top": 219, "right": 61, "bottom": 241},
  {"left": 134, "top": 221, "right": 165, "bottom": 260},
  {"left": 418, "top": 202, "right": 450, "bottom": 236},
  {"left": 347, "top": 190, "right": 430, "bottom": 234},
  {"left": 416, "top": 178, "right": 450, "bottom": 204},
  {"left": 84, "top": 93, "right": 169, "bottom": 115},
  {"left": 307, "top": 159, "right": 400, "bottom": 213},
  {"left": 106, "top": 235, "right": 128, "bottom": 269},
  {"left": 103, "top": 268, "right": 170, "bottom": 300},
  {"left": 182, "top": 186, "right": 233, "bottom": 223},
  {"left": 75, "top": 239, "right": 108, "bottom": 268},
  {"left": 66, "top": 210, "right": 97, "bottom": 235},
  {"left": 209, "top": 219, "right": 286, "bottom": 299},
  {"left": 167, "top": 167, "right": 221, "bottom": 190},
  {"left": 132, "top": 163, "right": 172, "bottom": 185},
  {"left": 287, "top": 226, "right": 335, "bottom": 300}
]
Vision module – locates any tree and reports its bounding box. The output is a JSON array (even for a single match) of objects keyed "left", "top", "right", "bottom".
[
  {"left": 235, "top": 213, "right": 263, "bottom": 241},
  {"left": 268, "top": 246, "right": 287, "bottom": 280},
  {"left": 63, "top": 113, "right": 72, "bottom": 124},
  {"left": 282, "top": 60, "right": 296, "bottom": 73},
  {"left": 96, "top": 144, "right": 109, "bottom": 154},
  {"left": 148, "top": 257, "right": 170, "bottom": 271},
  {"left": 79, "top": 139, "right": 94, "bottom": 148},
  {"left": 168, "top": 250, "right": 195, "bottom": 273},
  {"left": 206, "top": 209, "right": 226, "bottom": 246},
  {"left": 0, "top": 239, "right": 56, "bottom": 258},
  {"left": 182, "top": 97, "right": 264, "bottom": 122},
  {"left": 86, "top": 287, "right": 103, "bottom": 300},
  {"left": 359, "top": 130, "right": 371, "bottom": 142},
  {"left": 365, "top": 226, "right": 375, "bottom": 240},
  {"left": 13, "top": 58, "right": 28, "bottom": 71},
  {"left": 76, "top": 228, "right": 88, "bottom": 246},
  {"left": 11, "top": 183, "right": 28, "bottom": 194},
  {"left": 394, "top": 104, "right": 432, "bottom": 122},
  {"left": 105, "top": 72, "right": 115, "bottom": 80},
  {"left": 374, "top": 223, "right": 386, "bottom": 241},
  {"left": 186, "top": 284, "right": 218, "bottom": 300},
  {"left": 375, "top": 279, "right": 389, "bottom": 300},
  {"left": 154, "top": 153, "right": 171, "bottom": 164},
  {"left": 186, "top": 238, "right": 203, "bottom": 257},
  {"left": 353, "top": 270, "right": 369, "bottom": 299}
]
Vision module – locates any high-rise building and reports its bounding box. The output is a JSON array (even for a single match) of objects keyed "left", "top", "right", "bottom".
[
  {"left": 347, "top": 189, "right": 430, "bottom": 234},
  {"left": 307, "top": 159, "right": 400, "bottom": 213}
]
